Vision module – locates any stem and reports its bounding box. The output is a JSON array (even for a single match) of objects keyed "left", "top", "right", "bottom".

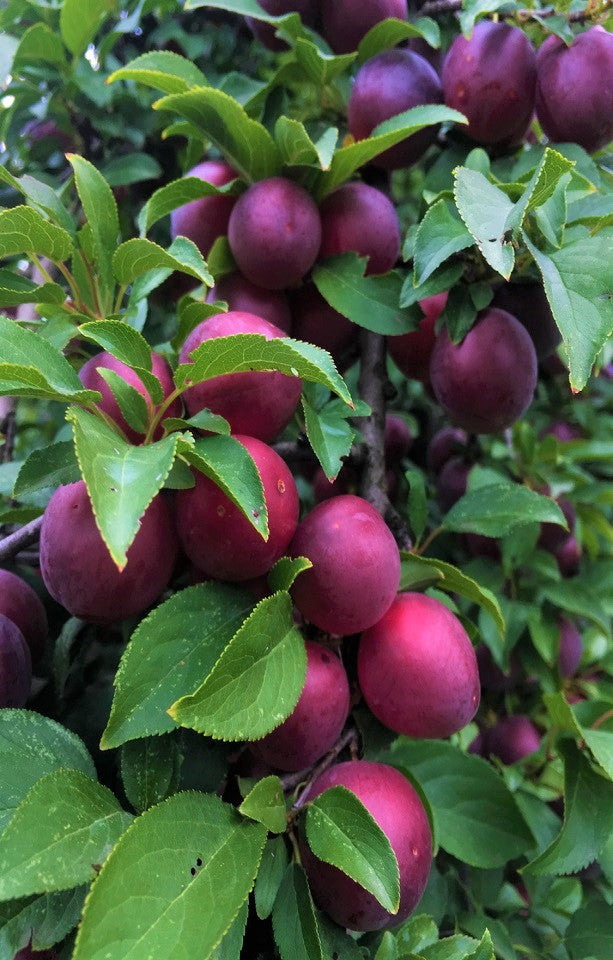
[
  {"left": 591, "top": 707, "right": 613, "bottom": 731},
  {"left": 143, "top": 386, "right": 184, "bottom": 445},
  {"left": 83, "top": 402, "right": 130, "bottom": 443},
  {"left": 79, "top": 252, "right": 105, "bottom": 319},
  {"left": 0, "top": 515, "right": 43, "bottom": 563},
  {"left": 55, "top": 261, "right": 83, "bottom": 311},
  {"left": 281, "top": 727, "right": 359, "bottom": 809},
  {"left": 415, "top": 525, "right": 443, "bottom": 557},
  {"left": 113, "top": 284, "right": 127, "bottom": 316}
]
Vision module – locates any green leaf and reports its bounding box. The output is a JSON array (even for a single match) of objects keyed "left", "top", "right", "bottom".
[
  {"left": 0, "top": 770, "right": 131, "bottom": 899},
  {"left": 534, "top": 173, "right": 570, "bottom": 249},
  {"left": 0, "top": 710, "right": 96, "bottom": 833},
  {"left": 120, "top": 736, "right": 182, "bottom": 813},
  {"left": 169, "top": 591, "right": 307, "bottom": 741},
  {"left": 239, "top": 775, "right": 287, "bottom": 833},
  {"left": 539, "top": 580, "right": 611, "bottom": 636},
  {"left": 0, "top": 168, "right": 75, "bottom": 236},
  {"left": 14, "top": 22, "right": 68, "bottom": 68},
  {"left": 97, "top": 368, "right": 150, "bottom": 434},
  {"left": 254, "top": 836, "right": 288, "bottom": 920},
  {"left": 140, "top": 174, "right": 238, "bottom": 235},
  {"left": 305, "top": 785, "right": 401, "bottom": 913},
  {"left": 163, "top": 409, "right": 230, "bottom": 436},
  {"left": 405, "top": 469, "right": 427, "bottom": 543},
  {"left": 78, "top": 320, "right": 153, "bottom": 370},
  {"left": 0, "top": 316, "right": 96, "bottom": 403},
  {"left": 302, "top": 394, "right": 354, "bottom": 481},
  {"left": 100, "top": 153, "right": 162, "bottom": 189},
  {"left": 275, "top": 116, "right": 330, "bottom": 169},
  {"left": 113, "top": 236, "right": 213, "bottom": 288},
  {"left": 413, "top": 200, "right": 474, "bottom": 286},
  {"left": 566, "top": 899, "right": 613, "bottom": 960},
  {"left": 387, "top": 740, "right": 534, "bottom": 868},
  {"left": 268, "top": 555, "right": 312, "bottom": 593},
  {"left": 400, "top": 262, "right": 464, "bottom": 309},
  {"left": 101, "top": 583, "right": 254, "bottom": 749},
  {"left": 294, "top": 39, "right": 355, "bottom": 87},
  {"left": 72, "top": 792, "right": 266, "bottom": 960},
  {"left": 13, "top": 441, "right": 79, "bottom": 498},
  {"left": 187, "top": 0, "right": 309, "bottom": 41},
  {"left": 523, "top": 231, "right": 613, "bottom": 392},
  {"left": 454, "top": 168, "right": 515, "bottom": 278},
  {"left": 67, "top": 155, "right": 118, "bottom": 303},
  {"left": 108, "top": 50, "right": 208, "bottom": 93},
  {"left": 60, "top": 0, "right": 117, "bottom": 58},
  {"left": 0, "top": 206, "right": 74, "bottom": 262},
  {"left": 544, "top": 692, "right": 613, "bottom": 779},
  {"left": 0, "top": 887, "right": 86, "bottom": 958},
  {"left": 506, "top": 147, "right": 574, "bottom": 235},
  {"left": 443, "top": 484, "right": 567, "bottom": 537},
  {"left": 0, "top": 273, "right": 65, "bottom": 308},
  {"left": 357, "top": 18, "right": 440, "bottom": 63},
  {"left": 272, "top": 864, "right": 323, "bottom": 960}
]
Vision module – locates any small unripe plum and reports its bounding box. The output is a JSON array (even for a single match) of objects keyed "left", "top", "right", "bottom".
[
  {"left": 535, "top": 27, "right": 613, "bottom": 154},
  {"left": 384, "top": 415, "right": 413, "bottom": 465},
  {"left": 318, "top": 182, "right": 401, "bottom": 276},
  {"left": 179, "top": 312, "right": 302, "bottom": 443},
  {"left": 254, "top": 641, "right": 350, "bottom": 771},
  {"left": 538, "top": 495, "right": 575, "bottom": 552},
  {"left": 170, "top": 160, "right": 237, "bottom": 257},
  {"left": 291, "top": 284, "right": 356, "bottom": 368},
  {"left": 246, "top": 0, "right": 320, "bottom": 51},
  {"left": 228, "top": 177, "right": 322, "bottom": 290},
  {"left": 430, "top": 308, "right": 537, "bottom": 434},
  {"left": 486, "top": 715, "right": 541, "bottom": 765},
  {"left": 289, "top": 495, "right": 400, "bottom": 636},
  {"left": 175, "top": 435, "right": 299, "bottom": 581},
  {"left": 40, "top": 482, "right": 179, "bottom": 623},
  {"left": 0, "top": 614, "right": 31, "bottom": 708},
  {"left": 0, "top": 569, "right": 48, "bottom": 663},
  {"left": 348, "top": 50, "right": 443, "bottom": 170},
  {"left": 492, "top": 282, "right": 561, "bottom": 360},
  {"left": 437, "top": 456, "right": 470, "bottom": 511},
  {"left": 322, "top": 0, "right": 407, "bottom": 54},
  {"left": 558, "top": 617, "right": 583, "bottom": 678},
  {"left": 300, "top": 761, "right": 432, "bottom": 930},
  {"left": 388, "top": 293, "right": 447, "bottom": 382},
  {"left": 207, "top": 272, "right": 292, "bottom": 333},
  {"left": 555, "top": 535, "right": 582, "bottom": 577},
  {"left": 21, "top": 119, "right": 74, "bottom": 153},
  {"left": 442, "top": 22, "right": 537, "bottom": 146},
  {"left": 540, "top": 420, "right": 583, "bottom": 443},
  {"left": 426, "top": 425, "right": 468, "bottom": 472},
  {"left": 358, "top": 592, "right": 480, "bottom": 738}
]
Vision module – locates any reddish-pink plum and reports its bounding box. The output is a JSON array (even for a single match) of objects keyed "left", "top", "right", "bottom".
[
  {"left": 442, "top": 22, "right": 537, "bottom": 146},
  {"left": 291, "top": 284, "right": 356, "bottom": 368},
  {"left": 175, "top": 435, "right": 299, "bottom": 581},
  {"left": 254, "top": 641, "right": 350, "bottom": 771},
  {"left": 384, "top": 414, "right": 413, "bottom": 465},
  {"left": 358, "top": 592, "right": 480, "bottom": 738},
  {"left": 313, "top": 466, "right": 356, "bottom": 503},
  {"left": 207, "top": 272, "right": 292, "bottom": 333},
  {"left": 300, "top": 761, "right": 432, "bottom": 930},
  {"left": 555, "top": 535, "right": 582, "bottom": 577},
  {"left": 388, "top": 293, "right": 447, "bottom": 383},
  {"left": 179, "top": 312, "right": 302, "bottom": 442},
  {"left": 246, "top": 0, "right": 320, "bottom": 51},
  {"left": 436, "top": 456, "right": 470, "bottom": 511},
  {"left": 0, "top": 614, "right": 31, "bottom": 708},
  {"left": 429, "top": 308, "right": 537, "bottom": 434},
  {"left": 0, "top": 569, "right": 48, "bottom": 663},
  {"left": 426, "top": 425, "right": 468, "bottom": 472},
  {"left": 318, "top": 182, "right": 401, "bottom": 276},
  {"left": 492, "top": 282, "right": 561, "bottom": 361},
  {"left": 40, "top": 482, "right": 179, "bottom": 623},
  {"left": 170, "top": 160, "right": 236, "bottom": 257},
  {"left": 348, "top": 50, "right": 443, "bottom": 170},
  {"left": 486, "top": 715, "right": 541, "bottom": 765},
  {"left": 558, "top": 617, "right": 583, "bottom": 678},
  {"left": 289, "top": 495, "right": 400, "bottom": 636},
  {"left": 228, "top": 177, "right": 321, "bottom": 290},
  {"left": 322, "top": 0, "right": 407, "bottom": 54}
]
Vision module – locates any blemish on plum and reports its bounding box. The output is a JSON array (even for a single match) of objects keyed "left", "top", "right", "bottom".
[{"left": 277, "top": 480, "right": 286, "bottom": 494}]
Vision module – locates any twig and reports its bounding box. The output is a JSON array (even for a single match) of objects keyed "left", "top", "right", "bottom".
[
  {"left": 0, "top": 515, "right": 44, "bottom": 563},
  {"left": 419, "top": 0, "right": 610, "bottom": 22},
  {"left": 281, "top": 727, "right": 359, "bottom": 809}
]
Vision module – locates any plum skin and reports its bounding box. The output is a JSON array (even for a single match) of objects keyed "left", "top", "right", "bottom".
[
  {"left": 253, "top": 641, "right": 350, "bottom": 771},
  {"left": 170, "top": 160, "right": 236, "bottom": 257},
  {"left": 175, "top": 435, "right": 299, "bottom": 582},
  {"left": 300, "top": 760, "right": 432, "bottom": 930},
  {"left": 246, "top": 0, "right": 319, "bottom": 52},
  {"left": 436, "top": 456, "right": 470, "bottom": 511},
  {"left": 388, "top": 292, "right": 448, "bottom": 382},
  {"left": 318, "top": 182, "right": 401, "bottom": 276},
  {"left": 492, "top": 282, "right": 561, "bottom": 361},
  {"left": 0, "top": 569, "right": 48, "bottom": 663},
  {"left": 358, "top": 592, "right": 480, "bottom": 738},
  {"left": 348, "top": 50, "right": 442, "bottom": 170},
  {"left": 40, "top": 482, "right": 179, "bottom": 623},
  {"left": 322, "top": 0, "right": 408, "bottom": 55},
  {"left": 290, "top": 284, "right": 356, "bottom": 368},
  {"left": 486, "top": 715, "right": 541, "bottom": 765},
  {"left": 558, "top": 617, "right": 583, "bottom": 678},
  {"left": 426, "top": 425, "right": 468, "bottom": 473},
  {"left": 429, "top": 308, "right": 538, "bottom": 434},
  {"left": 207, "top": 273, "right": 292, "bottom": 333},
  {"left": 289, "top": 495, "right": 400, "bottom": 636},
  {"left": 228, "top": 177, "right": 322, "bottom": 290},
  {"left": 179, "top": 311, "right": 302, "bottom": 443},
  {"left": 0, "top": 613, "right": 31, "bottom": 708},
  {"left": 442, "top": 21, "right": 537, "bottom": 147}
]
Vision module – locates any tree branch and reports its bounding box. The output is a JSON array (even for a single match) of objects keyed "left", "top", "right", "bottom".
[
  {"left": 419, "top": 0, "right": 610, "bottom": 22},
  {"left": 281, "top": 726, "right": 359, "bottom": 808},
  {"left": 0, "top": 515, "right": 43, "bottom": 563}
]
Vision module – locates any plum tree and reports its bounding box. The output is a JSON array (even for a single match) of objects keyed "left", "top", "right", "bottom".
[
  {"left": 0, "top": 614, "right": 31, "bottom": 708},
  {"left": 348, "top": 50, "right": 442, "bottom": 170},
  {"left": 79, "top": 350, "right": 181, "bottom": 444},
  {"left": 179, "top": 312, "right": 303, "bottom": 442},
  {"left": 429, "top": 308, "right": 538, "bottom": 434},
  {"left": 254, "top": 640, "right": 350, "bottom": 770},
  {"left": 246, "top": 0, "right": 319, "bottom": 51},
  {"left": 535, "top": 27, "right": 613, "bottom": 153},
  {"left": 318, "top": 182, "right": 401, "bottom": 276},
  {"left": 321, "top": 0, "right": 407, "bottom": 54},
  {"left": 388, "top": 293, "right": 447, "bottom": 383},
  {"left": 207, "top": 273, "right": 292, "bottom": 333},
  {"left": 486, "top": 715, "right": 541, "bottom": 765},
  {"left": 442, "top": 22, "right": 537, "bottom": 146},
  {"left": 40, "top": 482, "right": 178, "bottom": 622},
  {"left": 289, "top": 495, "right": 400, "bottom": 635},
  {"left": 558, "top": 617, "right": 583, "bottom": 678},
  {"left": 175, "top": 435, "right": 299, "bottom": 581},
  {"left": 169, "top": 160, "right": 236, "bottom": 258},
  {"left": 0, "top": 569, "right": 48, "bottom": 662},
  {"left": 358, "top": 593, "right": 480, "bottom": 738},
  {"left": 291, "top": 284, "right": 357, "bottom": 367},
  {"left": 426, "top": 425, "right": 468, "bottom": 472},
  {"left": 492, "top": 282, "right": 561, "bottom": 361},
  {"left": 228, "top": 177, "right": 321, "bottom": 289},
  {"left": 300, "top": 761, "right": 432, "bottom": 930}
]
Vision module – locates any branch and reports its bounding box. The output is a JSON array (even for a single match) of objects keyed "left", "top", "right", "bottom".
[
  {"left": 281, "top": 726, "right": 359, "bottom": 808},
  {"left": 419, "top": 0, "right": 610, "bottom": 22},
  {"left": 0, "top": 515, "right": 43, "bottom": 563}
]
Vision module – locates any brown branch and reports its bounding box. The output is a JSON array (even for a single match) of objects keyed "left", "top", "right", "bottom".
[
  {"left": 281, "top": 727, "right": 359, "bottom": 809},
  {"left": 419, "top": 0, "right": 610, "bottom": 22},
  {"left": 0, "top": 515, "right": 43, "bottom": 563}
]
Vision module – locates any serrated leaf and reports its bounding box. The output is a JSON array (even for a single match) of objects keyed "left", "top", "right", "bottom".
[
  {"left": 0, "top": 168, "right": 75, "bottom": 235},
  {"left": 302, "top": 395, "right": 354, "bottom": 480},
  {"left": 0, "top": 206, "right": 74, "bottom": 262},
  {"left": 120, "top": 736, "right": 182, "bottom": 813},
  {"left": 357, "top": 18, "right": 440, "bottom": 63},
  {"left": 14, "top": 22, "right": 68, "bottom": 68},
  {"left": 60, "top": 0, "right": 117, "bottom": 57},
  {"left": 67, "top": 155, "right": 118, "bottom": 303},
  {"left": 294, "top": 38, "right": 355, "bottom": 87},
  {"left": 239, "top": 775, "right": 286, "bottom": 834},
  {"left": 413, "top": 200, "right": 474, "bottom": 286},
  {"left": 539, "top": 580, "right": 610, "bottom": 636},
  {"left": 0, "top": 275, "right": 65, "bottom": 308},
  {"left": 544, "top": 693, "right": 613, "bottom": 779},
  {"left": 108, "top": 50, "right": 208, "bottom": 93},
  {"left": 506, "top": 147, "right": 575, "bottom": 235},
  {"left": 443, "top": 484, "right": 567, "bottom": 537},
  {"left": 454, "top": 168, "right": 515, "bottom": 278},
  {"left": 163, "top": 408, "right": 230, "bottom": 435},
  {"left": 268, "top": 556, "right": 312, "bottom": 593},
  {"left": 255, "top": 836, "right": 288, "bottom": 920},
  {"left": 170, "top": 591, "right": 307, "bottom": 741},
  {"left": 72, "top": 792, "right": 266, "bottom": 960},
  {"left": 566, "top": 899, "right": 613, "bottom": 960},
  {"left": 100, "top": 153, "right": 162, "bottom": 189},
  {"left": 78, "top": 320, "right": 153, "bottom": 370},
  {"left": 13, "top": 441, "right": 79, "bottom": 498},
  {"left": 0, "top": 887, "right": 86, "bottom": 959},
  {"left": 97, "top": 368, "right": 150, "bottom": 434},
  {"left": 113, "top": 236, "right": 213, "bottom": 288},
  {"left": 0, "top": 317, "right": 96, "bottom": 403},
  {"left": 140, "top": 174, "right": 237, "bottom": 235},
  {"left": 272, "top": 864, "right": 323, "bottom": 960},
  {"left": 210, "top": 901, "right": 248, "bottom": 960},
  {"left": 186, "top": 0, "right": 308, "bottom": 44}
]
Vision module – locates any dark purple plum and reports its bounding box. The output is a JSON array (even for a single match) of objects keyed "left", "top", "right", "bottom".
[
  {"left": 14, "top": 947, "right": 57, "bottom": 960},
  {"left": 348, "top": 49, "right": 443, "bottom": 170},
  {"left": 384, "top": 414, "right": 413, "bottom": 465},
  {"left": 0, "top": 569, "right": 48, "bottom": 663},
  {"left": 0, "top": 614, "right": 31, "bottom": 708},
  {"left": 476, "top": 644, "right": 520, "bottom": 692},
  {"left": 492, "top": 282, "right": 561, "bottom": 360},
  {"left": 40, "top": 482, "right": 179, "bottom": 623},
  {"left": 291, "top": 284, "right": 357, "bottom": 368},
  {"left": 463, "top": 533, "right": 502, "bottom": 562},
  {"left": 426, "top": 425, "right": 468, "bottom": 472},
  {"left": 436, "top": 456, "right": 470, "bottom": 511},
  {"left": 408, "top": 37, "right": 443, "bottom": 75},
  {"left": 540, "top": 420, "right": 583, "bottom": 443},
  {"left": 289, "top": 495, "right": 400, "bottom": 636},
  {"left": 207, "top": 272, "right": 292, "bottom": 333},
  {"left": 313, "top": 466, "right": 357, "bottom": 503},
  {"left": 538, "top": 495, "right": 575, "bottom": 552},
  {"left": 358, "top": 592, "right": 480, "bottom": 738},
  {"left": 486, "top": 715, "right": 541, "bottom": 765},
  {"left": 429, "top": 308, "right": 538, "bottom": 434},
  {"left": 228, "top": 177, "right": 321, "bottom": 290},
  {"left": 170, "top": 160, "right": 237, "bottom": 257},
  {"left": 246, "top": 0, "right": 320, "bottom": 51},
  {"left": 442, "top": 21, "right": 537, "bottom": 146},
  {"left": 555, "top": 535, "right": 582, "bottom": 577},
  {"left": 318, "top": 182, "right": 401, "bottom": 276},
  {"left": 388, "top": 293, "right": 447, "bottom": 383},
  {"left": 322, "top": 0, "right": 407, "bottom": 54},
  {"left": 558, "top": 617, "right": 583, "bottom": 678},
  {"left": 536, "top": 27, "right": 613, "bottom": 154}
]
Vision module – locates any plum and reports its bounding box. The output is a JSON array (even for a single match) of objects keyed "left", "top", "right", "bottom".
[
  {"left": 0, "top": 569, "right": 48, "bottom": 662},
  {"left": 538, "top": 495, "right": 575, "bottom": 553},
  {"left": 175, "top": 435, "right": 299, "bottom": 581},
  {"left": 492, "top": 282, "right": 561, "bottom": 361},
  {"left": 486, "top": 715, "right": 540, "bottom": 765},
  {"left": 14, "top": 947, "right": 57, "bottom": 960},
  {"left": 348, "top": 50, "right": 443, "bottom": 170},
  {"left": 254, "top": 641, "right": 350, "bottom": 771},
  {"left": 318, "top": 182, "right": 401, "bottom": 276},
  {"left": 436, "top": 456, "right": 470, "bottom": 511},
  {"left": 535, "top": 27, "right": 613, "bottom": 154},
  {"left": 170, "top": 160, "right": 237, "bottom": 257},
  {"left": 313, "top": 466, "right": 357, "bottom": 502},
  {"left": 246, "top": 0, "right": 320, "bottom": 51},
  {"left": 291, "top": 284, "right": 356, "bottom": 368},
  {"left": 476, "top": 644, "right": 519, "bottom": 692},
  {"left": 555, "top": 535, "right": 582, "bottom": 577},
  {"left": 388, "top": 293, "right": 447, "bottom": 382},
  {"left": 322, "top": 0, "right": 407, "bottom": 55},
  {"left": 179, "top": 311, "right": 302, "bottom": 442},
  {"left": 207, "top": 273, "right": 292, "bottom": 333},
  {"left": 442, "top": 21, "right": 537, "bottom": 146},
  {"left": 358, "top": 592, "right": 480, "bottom": 738},
  {"left": 558, "top": 617, "right": 583, "bottom": 678},
  {"left": 426, "top": 425, "right": 468, "bottom": 472},
  {"left": 300, "top": 760, "right": 432, "bottom": 930},
  {"left": 228, "top": 177, "right": 321, "bottom": 290},
  {"left": 289, "top": 495, "right": 400, "bottom": 636},
  {"left": 79, "top": 350, "right": 181, "bottom": 444},
  {"left": 540, "top": 420, "right": 583, "bottom": 443},
  {"left": 0, "top": 614, "right": 31, "bottom": 708},
  {"left": 463, "top": 533, "right": 501, "bottom": 562},
  {"left": 384, "top": 414, "right": 413, "bottom": 465},
  {"left": 429, "top": 308, "right": 537, "bottom": 434},
  {"left": 40, "top": 482, "right": 179, "bottom": 623},
  {"left": 408, "top": 37, "right": 443, "bottom": 75}
]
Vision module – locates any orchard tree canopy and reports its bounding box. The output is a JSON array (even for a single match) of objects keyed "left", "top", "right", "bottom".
[{"left": 0, "top": 2, "right": 612, "bottom": 960}]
